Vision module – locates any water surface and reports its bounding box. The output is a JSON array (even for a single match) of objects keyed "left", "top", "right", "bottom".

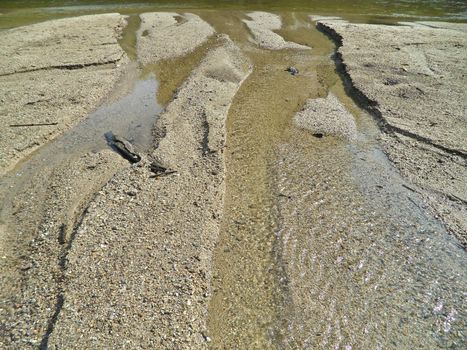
[
  {"left": 0, "top": 3, "right": 465, "bottom": 349},
  {"left": 1, "top": 0, "right": 467, "bottom": 29}
]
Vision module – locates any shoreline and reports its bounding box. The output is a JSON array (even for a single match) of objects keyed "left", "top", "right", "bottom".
[
  {"left": 0, "top": 13, "right": 129, "bottom": 175},
  {"left": 316, "top": 19, "right": 467, "bottom": 245}
]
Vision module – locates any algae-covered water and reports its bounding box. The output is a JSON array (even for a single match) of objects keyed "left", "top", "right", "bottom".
[{"left": 1, "top": 0, "right": 467, "bottom": 29}]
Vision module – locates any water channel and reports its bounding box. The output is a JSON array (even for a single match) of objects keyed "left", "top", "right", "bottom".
[{"left": 0, "top": 2, "right": 465, "bottom": 349}]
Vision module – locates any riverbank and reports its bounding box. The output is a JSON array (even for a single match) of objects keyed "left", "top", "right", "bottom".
[
  {"left": 0, "top": 11, "right": 465, "bottom": 349},
  {"left": 316, "top": 19, "right": 467, "bottom": 244},
  {"left": 0, "top": 13, "right": 129, "bottom": 174}
]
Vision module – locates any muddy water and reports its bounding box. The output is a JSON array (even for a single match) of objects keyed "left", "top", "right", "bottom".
[{"left": 1, "top": 1, "right": 466, "bottom": 30}]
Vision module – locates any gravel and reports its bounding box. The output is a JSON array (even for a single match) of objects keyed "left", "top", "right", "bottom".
[{"left": 0, "top": 14, "right": 129, "bottom": 173}]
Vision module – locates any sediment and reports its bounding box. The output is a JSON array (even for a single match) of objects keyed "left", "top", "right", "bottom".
[
  {"left": 0, "top": 14, "right": 129, "bottom": 173},
  {"left": 316, "top": 19, "right": 467, "bottom": 244},
  {"left": 293, "top": 93, "right": 357, "bottom": 140},
  {"left": 137, "top": 12, "right": 215, "bottom": 65},
  {"left": 46, "top": 35, "right": 251, "bottom": 349},
  {"left": 0, "top": 150, "right": 127, "bottom": 349},
  {"left": 243, "top": 11, "right": 310, "bottom": 50},
  {"left": 270, "top": 18, "right": 467, "bottom": 349},
  {"left": 0, "top": 10, "right": 466, "bottom": 350}
]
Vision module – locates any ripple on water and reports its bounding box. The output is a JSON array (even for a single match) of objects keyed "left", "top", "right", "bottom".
[{"left": 273, "top": 112, "right": 466, "bottom": 349}]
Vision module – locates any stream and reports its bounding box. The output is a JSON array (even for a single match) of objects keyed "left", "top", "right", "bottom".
[{"left": 0, "top": 2, "right": 465, "bottom": 349}]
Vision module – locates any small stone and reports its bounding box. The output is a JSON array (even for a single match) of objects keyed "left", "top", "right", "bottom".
[
  {"left": 126, "top": 189, "right": 137, "bottom": 196},
  {"left": 286, "top": 66, "right": 299, "bottom": 76},
  {"left": 202, "top": 333, "right": 211, "bottom": 342}
]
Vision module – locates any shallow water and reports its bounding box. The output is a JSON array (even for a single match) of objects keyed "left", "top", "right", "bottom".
[
  {"left": 201, "top": 12, "right": 466, "bottom": 348},
  {"left": 0, "top": 70, "right": 161, "bottom": 222},
  {"left": 1, "top": 0, "right": 467, "bottom": 29},
  {"left": 274, "top": 106, "right": 466, "bottom": 349},
  {"left": 0, "top": 4, "right": 465, "bottom": 349}
]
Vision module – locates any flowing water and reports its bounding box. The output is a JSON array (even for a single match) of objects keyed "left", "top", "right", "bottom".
[
  {"left": 0, "top": 1, "right": 466, "bottom": 349},
  {"left": 200, "top": 12, "right": 466, "bottom": 349}
]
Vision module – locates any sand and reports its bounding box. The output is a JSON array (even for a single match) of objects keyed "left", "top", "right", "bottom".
[
  {"left": 0, "top": 14, "right": 129, "bottom": 174},
  {"left": 317, "top": 19, "right": 467, "bottom": 243},
  {"left": 293, "top": 93, "right": 357, "bottom": 140},
  {"left": 45, "top": 35, "right": 251, "bottom": 349},
  {"left": 137, "top": 12, "right": 215, "bottom": 65},
  {"left": 1, "top": 12, "right": 251, "bottom": 348},
  {"left": 0, "top": 150, "right": 127, "bottom": 349},
  {"left": 243, "top": 11, "right": 310, "bottom": 50},
  {"left": 0, "top": 10, "right": 466, "bottom": 350}
]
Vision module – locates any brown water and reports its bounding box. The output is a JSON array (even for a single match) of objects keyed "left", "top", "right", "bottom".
[
  {"left": 0, "top": 4, "right": 466, "bottom": 350},
  {"left": 202, "top": 11, "right": 333, "bottom": 348}
]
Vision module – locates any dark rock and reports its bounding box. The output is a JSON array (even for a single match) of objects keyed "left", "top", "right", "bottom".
[
  {"left": 149, "top": 157, "right": 176, "bottom": 178},
  {"left": 286, "top": 66, "right": 299, "bottom": 76}
]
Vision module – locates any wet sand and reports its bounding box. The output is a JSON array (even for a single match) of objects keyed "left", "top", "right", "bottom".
[
  {"left": 317, "top": 19, "right": 467, "bottom": 244},
  {"left": 0, "top": 14, "right": 129, "bottom": 174},
  {"left": 0, "top": 11, "right": 466, "bottom": 350}
]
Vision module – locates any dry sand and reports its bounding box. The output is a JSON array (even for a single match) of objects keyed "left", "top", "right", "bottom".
[{"left": 0, "top": 14, "right": 129, "bottom": 174}]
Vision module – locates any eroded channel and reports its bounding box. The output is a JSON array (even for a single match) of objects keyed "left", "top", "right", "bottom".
[
  {"left": 205, "top": 11, "right": 466, "bottom": 349},
  {"left": 204, "top": 11, "right": 356, "bottom": 348},
  {"left": 0, "top": 7, "right": 465, "bottom": 350}
]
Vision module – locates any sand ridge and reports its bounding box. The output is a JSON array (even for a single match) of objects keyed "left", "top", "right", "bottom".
[
  {"left": 47, "top": 35, "right": 251, "bottom": 349},
  {"left": 294, "top": 93, "right": 357, "bottom": 140},
  {"left": 137, "top": 12, "right": 215, "bottom": 65},
  {"left": 243, "top": 11, "right": 311, "bottom": 50}
]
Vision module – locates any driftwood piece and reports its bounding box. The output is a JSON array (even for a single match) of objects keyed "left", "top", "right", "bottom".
[
  {"left": 149, "top": 157, "right": 176, "bottom": 178},
  {"left": 9, "top": 122, "right": 58, "bottom": 127},
  {"left": 106, "top": 133, "right": 141, "bottom": 163}
]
